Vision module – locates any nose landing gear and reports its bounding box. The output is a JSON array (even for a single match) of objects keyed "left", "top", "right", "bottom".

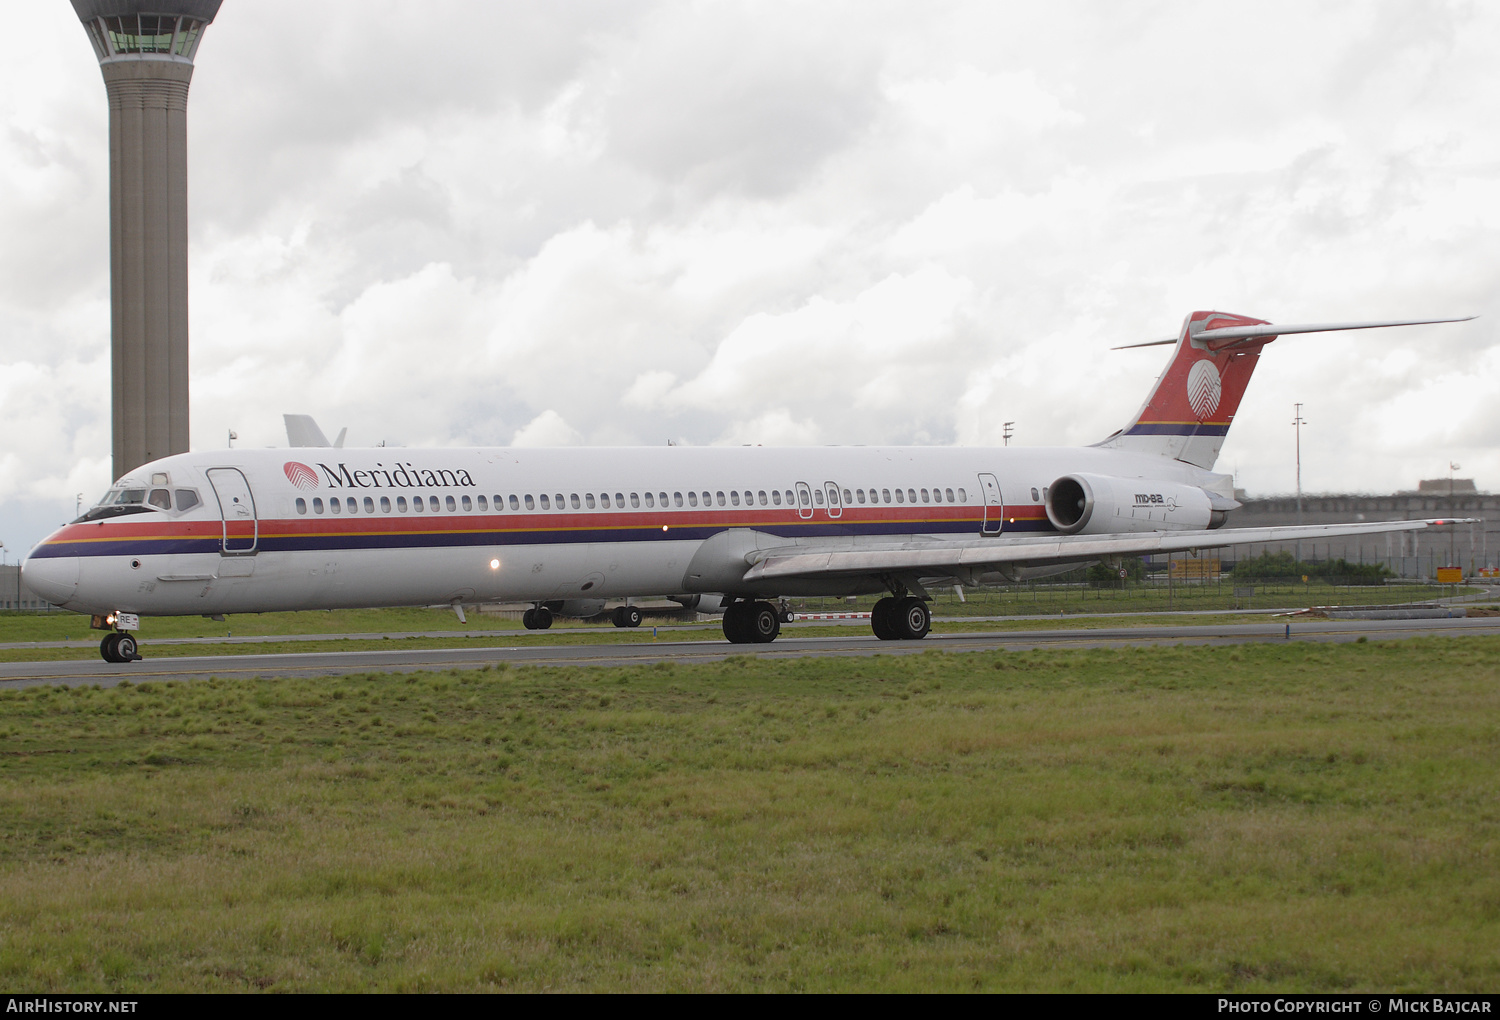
[
  {"left": 92, "top": 611, "right": 143, "bottom": 663},
  {"left": 99, "top": 631, "right": 141, "bottom": 663}
]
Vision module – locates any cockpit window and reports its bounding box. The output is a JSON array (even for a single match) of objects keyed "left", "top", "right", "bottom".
[
  {"left": 175, "top": 489, "right": 200, "bottom": 512},
  {"left": 147, "top": 489, "right": 171, "bottom": 510},
  {"left": 75, "top": 488, "right": 154, "bottom": 523}
]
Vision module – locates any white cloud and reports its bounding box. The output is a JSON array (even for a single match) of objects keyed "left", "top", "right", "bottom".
[{"left": 510, "top": 409, "right": 582, "bottom": 448}]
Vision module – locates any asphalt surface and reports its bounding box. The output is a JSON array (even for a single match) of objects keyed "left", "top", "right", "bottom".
[{"left": 3, "top": 615, "right": 1499, "bottom": 688}]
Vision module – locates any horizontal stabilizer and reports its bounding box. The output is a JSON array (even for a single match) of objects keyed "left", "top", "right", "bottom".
[
  {"left": 1197, "top": 315, "right": 1475, "bottom": 343},
  {"left": 741, "top": 518, "right": 1478, "bottom": 584}
]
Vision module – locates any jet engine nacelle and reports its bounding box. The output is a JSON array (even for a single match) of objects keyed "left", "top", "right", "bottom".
[{"left": 1044, "top": 473, "right": 1231, "bottom": 534}]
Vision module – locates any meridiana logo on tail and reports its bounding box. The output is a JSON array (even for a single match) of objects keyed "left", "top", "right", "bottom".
[
  {"left": 1186, "top": 360, "right": 1222, "bottom": 420},
  {"left": 284, "top": 461, "right": 319, "bottom": 490}
]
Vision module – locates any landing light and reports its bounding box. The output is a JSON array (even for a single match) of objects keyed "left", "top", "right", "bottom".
[
  {"left": 662, "top": 525, "right": 669, "bottom": 532},
  {"left": 489, "top": 558, "right": 500, "bottom": 570}
]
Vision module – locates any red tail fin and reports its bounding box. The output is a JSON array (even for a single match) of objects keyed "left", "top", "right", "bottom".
[
  {"left": 1098, "top": 310, "right": 1271, "bottom": 469},
  {"left": 1098, "top": 311, "right": 1473, "bottom": 469}
]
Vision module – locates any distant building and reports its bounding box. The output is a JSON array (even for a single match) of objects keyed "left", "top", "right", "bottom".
[{"left": 1217, "top": 487, "right": 1497, "bottom": 578}]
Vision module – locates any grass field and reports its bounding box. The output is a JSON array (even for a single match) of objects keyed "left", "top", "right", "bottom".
[{"left": 1, "top": 639, "right": 1497, "bottom": 991}]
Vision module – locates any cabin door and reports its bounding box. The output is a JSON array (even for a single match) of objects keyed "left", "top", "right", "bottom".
[
  {"left": 978, "top": 472, "right": 1004, "bottom": 535},
  {"left": 207, "top": 468, "right": 259, "bottom": 554}
]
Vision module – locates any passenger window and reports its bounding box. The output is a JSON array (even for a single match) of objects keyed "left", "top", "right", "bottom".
[
  {"left": 644, "top": 492, "right": 655, "bottom": 508},
  {"left": 412, "top": 497, "right": 424, "bottom": 513},
  {"left": 313, "top": 498, "right": 324, "bottom": 514},
  {"left": 630, "top": 493, "right": 640, "bottom": 508},
  {"left": 856, "top": 489, "right": 866, "bottom": 504},
  {"left": 330, "top": 498, "right": 342, "bottom": 515},
  {"left": 957, "top": 488, "right": 967, "bottom": 502},
  {"left": 175, "top": 489, "right": 200, "bottom": 511},
  {"left": 701, "top": 491, "right": 711, "bottom": 506},
  {"left": 931, "top": 488, "right": 941, "bottom": 503},
  {"left": 908, "top": 489, "right": 917, "bottom": 503},
  {"left": 785, "top": 490, "right": 795, "bottom": 505},
  {"left": 397, "top": 496, "right": 408, "bottom": 512},
  {"left": 688, "top": 491, "right": 698, "bottom": 507},
  {"left": 476, "top": 495, "right": 486, "bottom": 511},
  {"left": 841, "top": 489, "right": 851, "bottom": 503},
  {"left": 600, "top": 493, "right": 610, "bottom": 509},
  {"left": 730, "top": 491, "right": 740, "bottom": 506},
  {"left": 295, "top": 497, "right": 307, "bottom": 515},
  {"left": 570, "top": 494, "right": 580, "bottom": 509},
  {"left": 716, "top": 491, "right": 726, "bottom": 506},
  {"left": 1042, "top": 487, "right": 1048, "bottom": 502},
  {"left": 556, "top": 494, "right": 566, "bottom": 509},
  {"left": 364, "top": 496, "right": 375, "bottom": 513},
  {"left": 616, "top": 493, "right": 626, "bottom": 506},
  {"left": 462, "top": 495, "right": 472, "bottom": 511},
  {"left": 381, "top": 496, "right": 392, "bottom": 513},
  {"left": 659, "top": 492, "right": 668, "bottom": 506},
  {"left": 894, "top": 489, "right": 904, "bottom": 504},
  {"left": 147, "top": 488, "right": 171, "bottom": 510},
  {"left": 813, "top": 489, "right": 824, "bottom": 506},
  {"left": 539, "top": 494, "right": 550, "bottom": 510},
  {"left": 524, "top": 495, "right": 534, "bottom": 510},
  {"left": 674, "top": 492, "right": 683, "bottom": 507},
  {"left": 921, "top": 489, "right": 930, "bottom": 503},
  {"left": 946, "top": 488, "right": 955, "bottom": 502},
  {"left": 1031, "top": 487, "right": 1040, "bottom": 501},
  {"left": 586, "top": 493, "right": 596, "bottom": 509},
  {"left": 446, "top": 495, "right": 457, "bottom": 512},
  {"left": 771, "top": 490, "right": 782, "bottom": 506}
]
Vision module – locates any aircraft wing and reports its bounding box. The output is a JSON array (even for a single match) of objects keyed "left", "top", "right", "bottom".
[{"left": 741, "top": 518, "right": 1477, "bottom": 584}]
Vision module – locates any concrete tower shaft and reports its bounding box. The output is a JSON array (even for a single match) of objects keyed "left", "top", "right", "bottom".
[{"left": 69, "top": 1, "right": 223, "bottom": 480}]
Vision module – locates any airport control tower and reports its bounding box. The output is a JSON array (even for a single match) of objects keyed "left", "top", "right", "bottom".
[{"left": 68, "top": 1, "right": 223, "bottom": 480}]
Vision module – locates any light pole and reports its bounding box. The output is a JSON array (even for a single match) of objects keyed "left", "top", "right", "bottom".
[
  {"left": 1293, "top": 403, "right": 1306, "bottom": 562},
  {"left": 1003, "top": 422, "right": 1014, "bottom": 447},
  {"left": 1449, "top": 461, "right": 1460, "bottom": 568}
]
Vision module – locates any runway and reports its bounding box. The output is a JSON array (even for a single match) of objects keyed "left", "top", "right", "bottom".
[{"left": 4, "top": 615, "right": 1499, "bottom": 688}]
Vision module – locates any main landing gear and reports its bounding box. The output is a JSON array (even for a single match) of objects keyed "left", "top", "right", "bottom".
[
  {"left": 521, "top": 606, "right": 553, "bottom": 630},
  {"left": 722, "top": 600, "right": 782, "bottom": 644},
  {"left": 610, "top": 605, "right": 643, "bottom": 628},
  {"left": 99, "top": 631, "right": 141, "bottom": 663},
  {"left": 870, "top": 594, "right": 931, "bottom": 641}
]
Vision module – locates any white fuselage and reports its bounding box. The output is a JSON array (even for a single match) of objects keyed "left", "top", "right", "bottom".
[{"left": 23, "top": 444, "right": 1221, "bottom": 618}]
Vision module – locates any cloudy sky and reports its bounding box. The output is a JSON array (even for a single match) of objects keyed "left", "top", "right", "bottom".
[{"left": 2, "top": 0, "right": 1498, "bottom": 553}]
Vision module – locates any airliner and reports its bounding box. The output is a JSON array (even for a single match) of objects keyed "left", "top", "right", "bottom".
[{"left": 22, "top": 310, "right": 1474, "bottom": 663}]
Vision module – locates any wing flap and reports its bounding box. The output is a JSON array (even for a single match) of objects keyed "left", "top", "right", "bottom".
[{"left": 742, "top": 519, "right": 1475, "bottom": 583}]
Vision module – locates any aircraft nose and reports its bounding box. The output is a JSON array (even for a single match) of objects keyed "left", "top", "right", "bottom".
[{"left": 21, "top": 555, "right": 80, "bottom": 605}]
